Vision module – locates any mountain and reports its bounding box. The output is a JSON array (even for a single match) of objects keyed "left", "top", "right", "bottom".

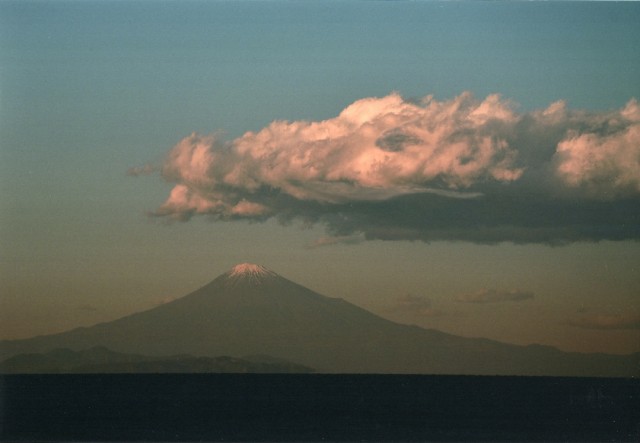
[
  {"left": 1, "top": 263, "right": 637, "bottom": 376},
  {"left": 0, "top": 347, "right": 314, "bottom": 374}
]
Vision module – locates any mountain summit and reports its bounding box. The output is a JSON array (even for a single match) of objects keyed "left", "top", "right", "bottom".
[
  {"left": 226, "top": 263, "right": 278, "bottom": 284},
  {"left": 1, "top": 264, "right": 637, "bottom": 376},
  {"left": 228, "top": 263, "right": 274, "bottom": 276}
]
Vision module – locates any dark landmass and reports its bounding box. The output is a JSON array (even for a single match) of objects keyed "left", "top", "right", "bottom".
[
  {"left": 0, "top": 346, "right": 314, "bottom": 374},
  {"left": 1, "top": 264, "right": 637, "bottom": 377}
]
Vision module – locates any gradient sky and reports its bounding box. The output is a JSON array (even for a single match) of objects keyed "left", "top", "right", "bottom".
[{"left": 1, "top": 0, "right": 639, "bottom": 355}]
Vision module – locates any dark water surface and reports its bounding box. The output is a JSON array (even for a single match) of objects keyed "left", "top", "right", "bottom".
[{"left": 1, "top": 374, "right": 638, "bottom": 441}]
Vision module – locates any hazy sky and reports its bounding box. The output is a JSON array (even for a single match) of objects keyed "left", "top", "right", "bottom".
[{"left": 1, "top": 0, "right": 639, "bottom": 355}]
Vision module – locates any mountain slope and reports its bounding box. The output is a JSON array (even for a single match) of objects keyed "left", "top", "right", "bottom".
[{"left": 1, "top": 264, "right": 637, "bottom": 376}]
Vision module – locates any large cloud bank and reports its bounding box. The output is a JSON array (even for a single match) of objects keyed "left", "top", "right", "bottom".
[{"left": 137, "top": 92, "right": 640, "bottom": 244}]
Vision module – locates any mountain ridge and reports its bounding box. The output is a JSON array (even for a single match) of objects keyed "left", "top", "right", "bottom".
[
  {"left": 1, "top": 264, "right": 637, "bottom": 376},
  {"left": 0, "top": 346, "right": 315, "bottom": 374}
]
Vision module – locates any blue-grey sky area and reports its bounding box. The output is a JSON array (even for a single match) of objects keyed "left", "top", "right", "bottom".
[{"left": 1, "top": 0, "right": 639, "bottom": 355}]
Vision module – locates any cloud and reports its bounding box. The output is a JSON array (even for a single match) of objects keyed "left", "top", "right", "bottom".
[
  {"left": 553, "top": 100, "right": 640, "bottom": 198},
  {"left": 135, "top": 92, "right": 640, "bottom": 244},
  {"left": 567, "top": 312, "right": 640, "bottom": 330},
  {"left": 307, "top": 233, "right": 366, "bottom": 248},
  {"left": 391, "top": 294, "right": 443, "bottom": 317},
  {"left": 456, "top": 289, "right": 534, "bottom": 304},
  {"left": 126, "top": 164, "right": 157, "bottom": 177}
]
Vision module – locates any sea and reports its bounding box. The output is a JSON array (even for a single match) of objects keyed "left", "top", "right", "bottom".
[{"left": 2, "top": 374, "right": 638, "bottom": 441}]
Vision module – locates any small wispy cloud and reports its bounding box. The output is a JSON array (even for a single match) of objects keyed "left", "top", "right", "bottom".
[
  {"left": 126, "top": 163, "right": 157, "bottom": 177},
  {"left": 133, "top": 91, "right": 640, "bottom": 244},
  {"left": 307, "top": 233, "right": 366, "bottom": 248},
  {"left": 456, "top": 289, "right": 534, "bottom": 304},
  {"left": 567, "top": 312, "right": 640, "bottom": 330},
  {"left": 391, "top": 294, "right": 444, "bottom": 317}
]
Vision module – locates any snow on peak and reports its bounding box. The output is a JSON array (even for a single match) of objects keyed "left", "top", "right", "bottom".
[{"left": 228, "top": 263, "right": 277, "bottom": 282}]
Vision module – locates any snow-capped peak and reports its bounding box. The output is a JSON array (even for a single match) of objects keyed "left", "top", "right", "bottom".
[{"left": 227, "top": 263, "right": 278, "bottom": 283}]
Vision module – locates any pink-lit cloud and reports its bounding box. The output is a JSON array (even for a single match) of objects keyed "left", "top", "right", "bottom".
[
  {"left": 553, "top": 99, "right": 640, "bottom": 199},
  {"left": 134, "top": 92, "right": 640, "bottom": 244},
  {"left": 156, "top": 93, "right": 523, "bottom": 215}
]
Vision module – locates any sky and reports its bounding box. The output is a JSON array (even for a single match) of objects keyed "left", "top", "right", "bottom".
[{"left": 1, "top": 0, "right": 639, "bottom": 355}]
